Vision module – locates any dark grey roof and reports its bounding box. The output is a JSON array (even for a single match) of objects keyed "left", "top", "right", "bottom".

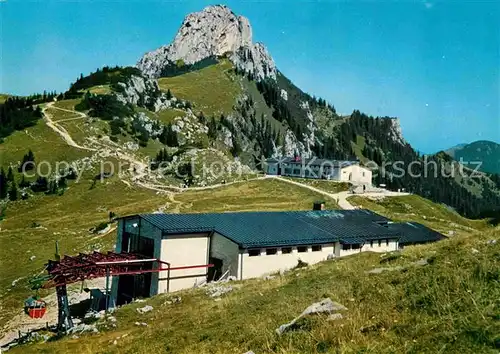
[
  {"left": 386, "top": 222, "right": 446, "bottom": 245},
  {"left": 138, "top": 210, "right": 398, "bottom": 248}
]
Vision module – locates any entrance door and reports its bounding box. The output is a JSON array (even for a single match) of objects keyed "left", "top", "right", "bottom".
[
  {"left": 207, "top": 257, "right": 223, "bottom": 282},
  {"left": 117, "top": 236, "right": 154, "bottom": 304}
]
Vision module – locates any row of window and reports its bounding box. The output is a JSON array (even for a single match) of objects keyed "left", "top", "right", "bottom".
[
  {"left": 371, "top": 239, "right": 390, "bottom": 247},
  {"left": 342, "top": 239, "right": 391, "bottom": 251},
  {"left": 248, "top": 245, "right": 323, "bottom": 257},
  {"left": 249, "top": 240, "right": 393, "bottom": 256}
]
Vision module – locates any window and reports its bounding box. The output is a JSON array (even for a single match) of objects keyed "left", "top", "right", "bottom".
[
  {"left": 378, "top": 240, "right": 382, "bottom": 247},
  {"left": 362, "top": 172, "right": 366, "bottom": 177},
  {"left": 386, "top": 239, "right": 389, "bottom": 246},
  {"left": 266, "top": 248, "right": 277, "bottom": 255},
  {"left": 281, "top": 247, "right": 292, "bottom": 254},
  {"left": 370, "top": 240, "right": 373, "bottom": 248},
  {"left": 352, "top": 244, "right": 361, "bottom": 250},
  {"left": 342, "top": 244, "right": 351, "bottom": 251},
  {"left": 297, "top": 246, "right": 308, "bottom": 253},
  {"left": 312, "top": 245, "right": 322, "bottom": 252},
  {"left": 248, "top": 249, "right": 261, "bottom": 257}
]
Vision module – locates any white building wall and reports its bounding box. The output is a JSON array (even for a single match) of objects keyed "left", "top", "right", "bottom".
[
  {"left": 339, "top": 165, "right": 372, "bottom": 185},
  {"left": 361, "top": 239, "right": 398, "bottom": 253},
  {"left": 339, "top": 245, "right": 363, "bottom": 257},
  {"left": 210, "top": 232, "right": 239, "bottom": 278},
  {"left": 339, "top": 239, "right": 398, "bottom": 257},
  {"left": 240, "top": 244, "right": 335, "bottom": 279},
  {"left": 158, "top": 233, "right": 210, "bottom": 293}
]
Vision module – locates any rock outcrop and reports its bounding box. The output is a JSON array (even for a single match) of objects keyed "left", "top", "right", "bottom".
[
  {"left": 115, "top": 75, "right": 172, "bottom": 112},
  {"left": 388, "top": 118, "right": 405, "bottom": 145},
  {"left": 137, "top": 5, "right": 276, "bottom": 80}
]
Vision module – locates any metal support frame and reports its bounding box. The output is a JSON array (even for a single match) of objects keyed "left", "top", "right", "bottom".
[
  {"left": 55, "top": 285, "right": 73, "bottom": 332},
  {"left": 42, "top": 250, "right": 213, "bottom": 330}
]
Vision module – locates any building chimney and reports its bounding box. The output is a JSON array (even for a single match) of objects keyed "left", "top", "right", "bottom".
[{"left": 313, "top": 201, "right": 325, "bottom": 211}]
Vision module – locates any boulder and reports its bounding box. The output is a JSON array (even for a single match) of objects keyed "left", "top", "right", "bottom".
[
  {"left": 206, "top": 284, "right": 233, "bottom": 298},
  {"left": 276, "top": 298, "right": 347, "bottom": 335},
  {"left": 136, "top": 305, "right": 154, "bottom": 314},
  {"left": 367, "top": 266, "right": 404, "bottom": 274}
]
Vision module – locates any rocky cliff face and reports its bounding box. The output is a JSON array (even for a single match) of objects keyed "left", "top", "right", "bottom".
[
  {"left": 387, "top": 118, "right": 405, "bottom": 145},
  {"left": 115, "top": 75, "right": 179, "bottom": 112},
  {"left": 137, "top": 5, "right": 276, "bottom": 80}
]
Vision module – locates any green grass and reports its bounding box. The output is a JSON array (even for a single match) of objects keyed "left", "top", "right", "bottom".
[
  {"left": 86, "top": 85, "right": 112, "bottom": 95},
  {"left": 282, "top": 177, "right": 351, "bottom": 195},
  {"left": 46, "top": 107, "right": 81, "bottom": 122},
  {"left": 53, "top": 99, "right": 82, "bottom": 111},
  {"left": 176, "top": 178, "right": 339, "bottom": 212},
  {"left": 351, "top": 135, "right": 370, "bottom": 164},
  {"left": 156, "top": 109, "right": 186, "bottom": 124},
  {"left": 158, "top": 59, "right": 241, "bottom": 117},
  {"left": 349, "top": 194, "right": 490, "bottom": 235},
  {"left": 137, "top": 107, "right": 187, "bottom": 125},
  {"left": 0, "top": 119, "right": 90, "bottom": 168},
  {"left": 13, "top": 227, "right": 500, "bottom": 353},
  {"left": 0, "top": 94, "right": 10, "bottom": 104}
]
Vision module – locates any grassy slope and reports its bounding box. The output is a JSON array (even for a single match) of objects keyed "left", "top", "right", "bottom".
[
  {"left": 175, "top": 178, "right": 339, "bottom": 212},
  {"left": 349, "top": 194, "right": 489, "bottom": 235},
  {"left": 53, "top": 99, "right": 81, "bottom": 111},
  {"left": 86, "top": 85, "right": 112, "bottom": 95},
  {"left": 0, "top": 94, "right": 10, "bottom": 104},
  {"left": 137, "top": 106, "right": 187, "bottom": 125},
  {"left": 15, "top": 227, "right": 500, "bottom": 354},
  {"left": 0, "top": 178, "right": 335, "bottom": 329},
  {"left": 0, "top": 118, "right": 89, "bottom": 167},
  {"left": 158, "top": 59, "right": 241, "bottom": 117},
  {"left": 282, "top": 177, "right": 351, "bottom": 195}
]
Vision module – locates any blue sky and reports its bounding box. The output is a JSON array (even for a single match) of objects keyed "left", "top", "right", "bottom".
[{"left": 1, "top": 0, "right": 499, "bottom": 153}]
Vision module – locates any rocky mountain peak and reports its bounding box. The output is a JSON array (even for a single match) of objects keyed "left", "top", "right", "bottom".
[
  {"left": 137, "top": 5, "right": 276, "bottom": 80},
  {"left": 388, "top": 118, "right": 405, "bottom": 145}
]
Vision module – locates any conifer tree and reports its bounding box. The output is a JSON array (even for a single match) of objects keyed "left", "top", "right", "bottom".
[
  {"left": 7, "top": 167, "right": 14, "bottom": 182},
  {"left": 8, "top": 182, "right": 18, "bottom": 201},
  {"left": 0, "top": 168, "right": 7, "bottom": 199},
  {"left": 19, "top": 174, "right": 30, "bottom": 188},
  {"left": 207, "top": 117, "right": 217, "bottom": 140}
]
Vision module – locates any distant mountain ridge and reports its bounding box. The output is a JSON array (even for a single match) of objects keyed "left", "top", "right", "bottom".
[{"left": 444, "top": 140, "right": 500, "bottom": 174}]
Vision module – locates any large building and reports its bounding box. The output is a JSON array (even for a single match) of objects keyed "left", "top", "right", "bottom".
[
  {"left": 266, "top": 157, "right": 372, "bottom": 185},
  {"left": 110, "top": 209, "right": 444, "bottom": 305}
]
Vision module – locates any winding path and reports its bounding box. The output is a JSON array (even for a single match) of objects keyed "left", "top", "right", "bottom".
[
  {"left": 271, "top": 176, "right": 409, "bottom": 210},
  {"left": 43, "top": 102, "right": 95, "bottom": 151},
  {"left": 42, "top": 102, "right": 270, "bottom": 194},
  {"left": 271, "top": 177, "right": 356, "bottom": 209}
]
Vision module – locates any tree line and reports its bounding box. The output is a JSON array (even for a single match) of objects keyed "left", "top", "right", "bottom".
[
  {"left": 0, "top": 150, "right": 75, "bottom": 201},
  {"left": 340, "top": 110, "right": 500, "bottom": 219},
  {"left": 64, "top": 66, "right": 142, "bottom": 99},
  {"left": 0, "top": 97, "right": 43, "bottom": 141}
]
